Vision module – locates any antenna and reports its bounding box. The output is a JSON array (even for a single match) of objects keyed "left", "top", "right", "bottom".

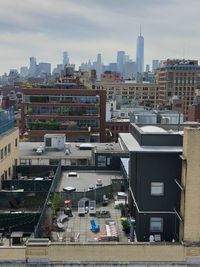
[{"left": 140, "top": 24, "right": 142, "bottom": 36}]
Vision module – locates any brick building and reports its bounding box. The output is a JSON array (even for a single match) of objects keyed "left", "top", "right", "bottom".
[
  {"left": 95, "top": 81, "right": 159, "bottom": 108},
  {"left": 155, "top": 59, "right": 200, "bottom": 120},
  {"left": 21, "top": 87, "right": 106, "bottom": 142}
]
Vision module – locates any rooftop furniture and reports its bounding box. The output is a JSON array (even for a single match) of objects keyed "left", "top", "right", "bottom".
[
  {"left": 102, "top": 195, "right": 109, "bottom": 206},
  {"left": 90, "top": 219, "right": 100, "bottom": 233},
  {"left": 78, "top": 198, "right": 90, "bottom": 216},
  {"left": 57, "top": 213, "right": 68, "bottom": 224},
  {"left": 105, "top": 220, "right": 119, "bottom": 241},
  {"left": 96, "top": 210, "right": 110, "bottom": 218},
  {"left": 89, "top": 200, "right": 96, "bottom": 216}
]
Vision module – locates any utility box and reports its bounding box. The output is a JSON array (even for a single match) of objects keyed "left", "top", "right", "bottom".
[{"left": 44, "top": 134, "right": 66, "bottom": 150}]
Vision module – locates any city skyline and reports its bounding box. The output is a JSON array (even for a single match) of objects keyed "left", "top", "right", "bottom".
[{"left": 0, "top": 0, "right": 200, "bottom": 73}]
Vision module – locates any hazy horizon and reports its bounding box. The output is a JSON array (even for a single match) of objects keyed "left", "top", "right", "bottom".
[{"left": 0, "top": 0, "right": 199, "bottom": 74}]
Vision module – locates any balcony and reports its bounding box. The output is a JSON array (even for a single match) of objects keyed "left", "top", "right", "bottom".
[
  {"left": 28, "top": 119, "right": 99, "bottom": 131},
  {"left": 26, "top": 107, "right": 99, "bottom": 117}
]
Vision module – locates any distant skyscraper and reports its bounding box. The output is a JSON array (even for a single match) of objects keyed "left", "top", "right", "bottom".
[
  {"left": 29, "top": 57, "right": 37, "bottom": 77},
  {"left": 117, "top": 51, "right": 125, "bottom": 75},
  {"left": 109, "top": 63, "right": 117, "bottom": 72},
  {"left": 152, "top": 60, "right": 160, "bottom": 72},
  {"left": 145, "top": 64, "right": 150, "bottom": 72},
  {"left": 124, "top": 61, "right": 136, "bottom": 79},
  {"left": 63, "top": 52, "right": 69, "bottom": 67},
  {"left": 38, "top": 63, "right": 51, "bottom": 76},
  {"left": 96, "top": 53, "right": 102, "bottom": 81},
  {"left": 136, "top": 28, "right": 144, "bottom": 74},
  {"left": 20, "top": 66, "right": 29, "bottom": 78}
]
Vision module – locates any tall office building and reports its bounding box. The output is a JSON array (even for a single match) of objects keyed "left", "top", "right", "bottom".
[
  {"left": 145, "top": 64, "right": 150, "bottom": 72},
  {"left": 29, "top": 57, "right": 37, "bottom": 77},
  {"left": 109, "top": 63, "right": 117, "bottom": 72},
  {"left": 124, "top": 61, "right": 136, "bottom": 79},
  {"left": 20, "top": 66, "right": 29, "bottom": 78},
  {"left": 152, "top": 60, "right": 160, "bottom": 72},
  {"left": 117, "top": 51, "right": 125, "bottom": 75},
  {"left": 63, "top": 52, "right": 69, "bottom": 67},
  {"left": 96, "top": 53, "right": 102, "bottom": 81},
  {"left": 136, "top": 29, "right": 144, "bottom": 74},
  {"left": 38, "top": 63, "right": 51, "bottom": 76}
]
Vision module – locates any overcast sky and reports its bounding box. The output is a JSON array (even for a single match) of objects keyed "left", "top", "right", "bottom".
[{"left": 0, "top": 0, "right": 199, "bottom": 74}]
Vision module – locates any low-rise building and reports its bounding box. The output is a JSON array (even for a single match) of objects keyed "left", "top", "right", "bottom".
[
  {"left": 21, "top": 87, "right": 106, "bottom": 142},
  {"left": 95, "top": 81, "right": 159, "bottom": 108},
  {"left": 119, "top": 123, "right": 183, "bottom": 242}
]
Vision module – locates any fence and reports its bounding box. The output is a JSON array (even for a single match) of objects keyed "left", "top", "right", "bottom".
[
  {"left": 60, "top": 184, "right": 113, "bottom": 207},
  {"left": 2, "top": 180, "right": 52, "bottom": 192},
  {"left": 34, "top": 161, "right": 62, "bottom": 238}
]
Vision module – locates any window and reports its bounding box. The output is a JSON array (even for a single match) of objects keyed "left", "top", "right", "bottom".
[
  {"left": 150, "top": 217, "right": 163, "bottom": 232},
  {"left": 4, "top": 171, "right": 7, "bottom": 180},
  {"left": 151, "top": 182, "right": 164, "bottom": 196},
  {"left": 8, "top": 167, "right": 11, "bottom": 177},
  {"left": 97, "top": 155, "right": 106, "bottom": 167},
  {"left": 15, "top": 138, "right": 18, "bottom": 147},
  {"left": 45, "top": 138, "right": 52, "bottom": 147},
  {"left": 1, "top": 149, "right": 3, "bottom": 160},
  {"left": 8, "top": 143, "right": 11, "bottom": 153},
  {"left": 4, "top": 146, "right": 7, "bottom": 157}
]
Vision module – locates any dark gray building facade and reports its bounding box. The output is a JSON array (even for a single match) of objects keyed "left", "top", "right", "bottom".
[{"left": 119, "top": 123, "right": 183, "bottom": 242}]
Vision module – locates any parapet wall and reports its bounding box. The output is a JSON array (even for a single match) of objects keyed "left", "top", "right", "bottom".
[{"left": 1, "top": 243, "right": 200, "bottom": 265}]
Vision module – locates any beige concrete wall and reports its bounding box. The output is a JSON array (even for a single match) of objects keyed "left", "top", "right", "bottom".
[
  {"left": 1, "top": 243, "right": 200, "bottom": 264},
  {"left": 49, "top": 243, "right": 185, "bottom": 262},
  {"left": 181, "top": 127, "right": 200, "bottom": 242},
  {"left": 0, "top": 247, "right": 25, "bottom": 260},
  {"left": 0, "top": 128, "right": 19, "bottom": 182}
]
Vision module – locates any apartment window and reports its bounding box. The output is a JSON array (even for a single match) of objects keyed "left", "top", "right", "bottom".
[
  {"left": 97, "top": 155, "right": 106, "bottom": 167},
  {"left": 45, "top": 138, "right": 52, "bottom": 147},
  {"left": 4, "top": 171, "right": 7, "bottom": 180},
  {"left": 8, "top": 143, "right": 11, "bottom": 153},
  {"left": 8, "top": 167, "right": 11, "bottom": 177},
  {"left": 15, "top": 138, "right": 18, "bottom": 147},
  {"left": 1, "top": 174, "right": 4, "bottom": 181},
  {"left": 151, "top": 182, "right": 164, "bottom": 196},
  {"left": 1, "top": 149, "right": 3, "bottom": 160},
  {"left": 150, "top": 217, "right": 163, "bottom": 232},
  {"left": 4, "top": 146, "right": 7, "bottom": 157}
]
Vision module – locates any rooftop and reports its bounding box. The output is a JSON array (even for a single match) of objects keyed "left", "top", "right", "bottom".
[
  {"left": 119, "top": 133, "right": 182, "bottom": 153},
  {"left": 140, "top": 125, "right": 166, "bottom": 133},
  {"left": 51, "top": 201, "right": 128, "bottom": 243},
  {"left": 57, "top": 170, "right": 122, "bottom": 192},
  {"left": 19, "top": 142, "right": 122, "bottom": 160}
]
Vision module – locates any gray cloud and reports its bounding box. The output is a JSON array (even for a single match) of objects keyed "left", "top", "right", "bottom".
[{"left": 0, "top": 0, "right": 199, "bottom": 73}]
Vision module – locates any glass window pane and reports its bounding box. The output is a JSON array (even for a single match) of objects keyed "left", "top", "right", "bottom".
[
  {"left": 150, "top": 217, "right": 163, "bottom": 232},
  {"left": 151, "top": 182, "right": 164, "bottom": 196}
]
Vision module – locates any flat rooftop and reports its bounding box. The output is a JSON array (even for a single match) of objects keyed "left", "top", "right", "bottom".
[
  {"left": 119, "top": 133, "right": 182, "bottom": 153},
  {"left": 57, "top": 171, "right": 122, "bottom": 192},
  {"left": 19, "top": 142, "right": 122, "bottom": 160}
]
